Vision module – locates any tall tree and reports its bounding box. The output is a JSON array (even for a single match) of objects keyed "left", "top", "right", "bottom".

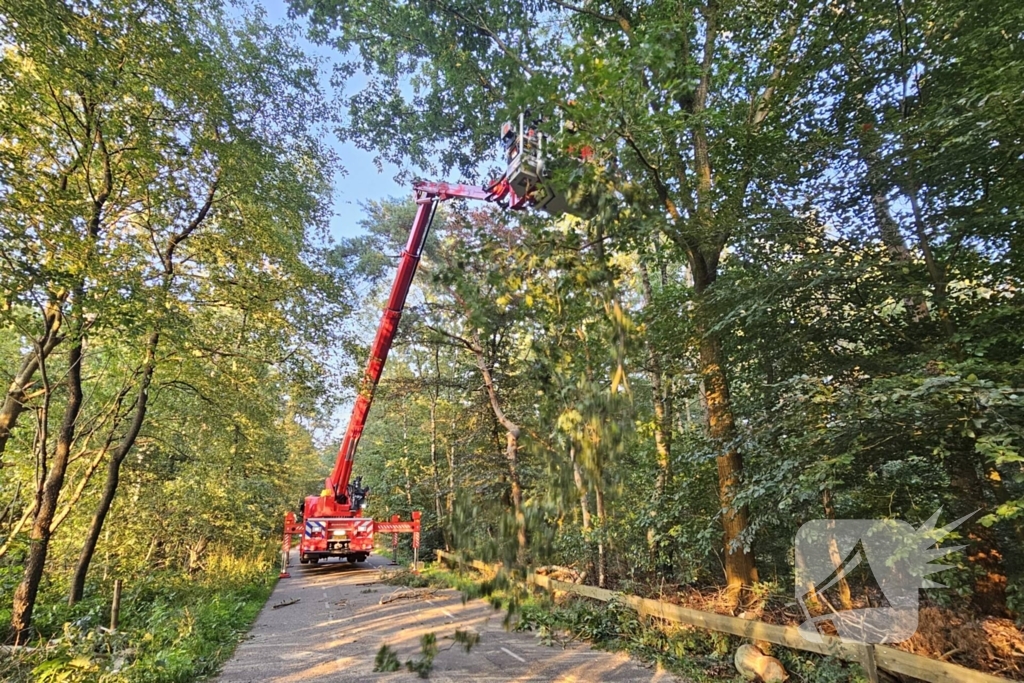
[
  {"left": 1, "top": 0, "right": 344, "bottom": 636},
  {"left": 9, "top": 324, "right": 84, "bottom": 642},
  {"left": 289, "top": 0, "right": 811, "bottom": 603}
]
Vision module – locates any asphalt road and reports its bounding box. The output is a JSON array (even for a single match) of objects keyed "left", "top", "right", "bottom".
[{"left": 215, "top": 551, "right": 682, "bottom": 682}]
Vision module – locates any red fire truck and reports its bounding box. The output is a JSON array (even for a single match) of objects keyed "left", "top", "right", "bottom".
[{"left": 279, "top": 116, "right": 568, "bottom": 575}]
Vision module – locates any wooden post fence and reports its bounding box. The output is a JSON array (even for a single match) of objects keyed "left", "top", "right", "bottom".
[
  {"left": 435, "top": 550, "right": 1011, "bottom": 683},
  {"left": 110, "top": 579, "right": 123, "bottom": 631}
]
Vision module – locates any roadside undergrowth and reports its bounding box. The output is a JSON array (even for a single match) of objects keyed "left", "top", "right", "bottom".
[
  {"left": 0, "top": 550, "right": 276, "bottom": 683},
  {"left": 407, "top": 562, "right": 871, "bottom": 683}
]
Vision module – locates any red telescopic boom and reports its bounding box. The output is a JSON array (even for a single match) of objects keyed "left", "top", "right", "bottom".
[
  {"left": 326, "top": 190, "right": 434, "bottom": 498},
  {"left": 280, "top": 116, "right": 572, "bottom": 577},
  {"left": 325, "top": 182, "right": 515, "bottom": 501}
]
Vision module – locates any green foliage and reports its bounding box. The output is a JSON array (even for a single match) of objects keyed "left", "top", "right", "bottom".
[
  {"left": 774, "top": 650, "right": 870, "bottom": 683},
  {"left": 516, "top": 594, "right": 736, "bottom": 681},
  {"left": 452, "top": 629, "right": 480, "bottom": 653},
  {"left": 383, "top": 569, "right": 429, "bottom": 587},
  {"left": 0, "top": 552, "right": 276, "bottom": 683},
  {"left": 431, "top": 562, "right": 871, "bottom": 681},
  {"left": 373, "top": 644, "right": 401, "bottom": 673},
  {"left": 0, "top": 0, "right": 346, "bottom": 655},
  {"left": 519, "top": 595, "right": 877, "bottom": 683},
  {"left": 5, "top": 0, "right": 1023, "bottom": 675},
  {"left": 405, "top": 632, "right": 438, "bottom": 678},
  {"left": 313, "top": 0, "right": 1024, "bottom": 640}
]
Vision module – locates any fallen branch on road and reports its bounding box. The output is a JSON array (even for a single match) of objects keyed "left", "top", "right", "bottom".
[{"left": 379, "top": 587, "right": 437, "bottom": 604}]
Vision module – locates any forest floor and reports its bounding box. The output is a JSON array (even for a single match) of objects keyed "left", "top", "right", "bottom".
[{"left": 215, "top": 551, "right": 683, "bottom": 682}]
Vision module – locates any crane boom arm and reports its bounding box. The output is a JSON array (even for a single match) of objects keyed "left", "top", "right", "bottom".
[
  {"left": 326, "top": 182, "right": 502, "bottom": 498},
  {"left": 280, "top": 116, "right": 573, "bottom": 577}
]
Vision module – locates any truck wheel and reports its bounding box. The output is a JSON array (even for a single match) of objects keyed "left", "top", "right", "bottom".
[
  {"left": 309, "top": 556, "right": 319, "bottom": 565},
  {"left": 356, "top": 553, "right": 368, "bottom": 563},
  {"left": 299, "top": 556, "right": 309, "bottom": 565}
]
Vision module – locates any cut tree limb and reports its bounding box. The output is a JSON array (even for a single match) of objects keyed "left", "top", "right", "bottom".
[
  {"left": 379, "top": 587, "right": 437, "bottom": 605},
  {"left": 272, "top": 599, "right": 300, "bottom": 609}
]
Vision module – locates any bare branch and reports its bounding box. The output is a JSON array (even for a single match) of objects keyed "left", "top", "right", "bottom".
[
  {"left": 163, "top": 172, "right": 220, "bottom": 274},
  {"left": 423, "top": 324, "right": 481, "bottom": 354},
  {"left": 548, "top": 0, "right": 631, "bottom": 33}
]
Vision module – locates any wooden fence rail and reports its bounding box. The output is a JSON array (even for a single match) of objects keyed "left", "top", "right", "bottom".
[{"left": 434, "top": 550, "right": 1010, "bottom": 683}]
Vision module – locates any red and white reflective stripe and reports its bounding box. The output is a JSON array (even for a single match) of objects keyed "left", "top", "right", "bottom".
[
  {"left": 306, "top": 518, "right": 375, "bottom": 534},
  {"left": 375, "top": 522, "right": 417, "bottom": 532}
]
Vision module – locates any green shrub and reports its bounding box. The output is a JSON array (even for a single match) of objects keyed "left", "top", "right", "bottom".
[{"left": 1, "top": 553, "right": 276, "bottom": 683}]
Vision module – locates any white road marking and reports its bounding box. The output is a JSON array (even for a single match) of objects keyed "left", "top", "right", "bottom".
[
  {"left": 442, "top": 609, "right": 455, "bottom": 618},
  {"left": 500, "top": 647, "right": 526, "bottom": 663}
]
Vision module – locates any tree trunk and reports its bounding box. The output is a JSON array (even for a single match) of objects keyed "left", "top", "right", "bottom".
[
  {"left": 671, "top": 248, "right": 758, "bottom": 607},
  {"left": 144, "top": 536, "right": 158, "bottom": 564},
  {"left": 699, "top": 330, "right": 758, "bottom": 607},
  {"left": 400, "top": 406, "right": 413, "bottom": 506},
  {"left": 569, "top": 443, "right": 591, "bottom": 532},
  {"left": 428, "top": 349, "right": 445, "bottom": 547},
  {"left": 9, "top": 338, "right": 84, "bottom": 643},
  {"left": 446, "top": 382, "right": 457, "bottom": 532},
  {"left": 822, "top": 487, "right": 853, "bottom": 611},
  {"left": 429, "top": 407, "right": 444, "bottom": 532},
  {"left": 0, "top": 354, "right": 43, "bottom": 460},
  {"left": 505, "top": 431, "right": 527, "bottom": 560},
  {"left": 48, "top": 385, "right": 132, "bottom": 535},
  {"left": 0, "top": 302, "right": 64, "bottom": 459},
  {"left": 855, "top": 114, "right": 910, "bottom": 259},
  {"left": 679, "top": 0, "right": 755, "bottom": 608},
  {"left": 446, "top": 436, "right": 456, "bottom": 551},
  {"left": 905, "top": 181, "right": 956, "bottom": 340},
  {"left": 471, "top": 334, "right": 527, "bottom": 562},
  {"left": 639, "top": 260, "right": 673, "bottom": 495},
  {"left": 187, "top": 537, "right": 208, "bottom": 574},
  {"left": 69, "top": 332, "right": 157, "bottom": 604},
  {"left": 404, "top": 465, "right": 413, "bottom": 507},
  {"left": 948, "top": 450, "right": 1008, "bottom": 612},
  {"left": 594, "top": 476, "right": 607, "bottom": 589}
]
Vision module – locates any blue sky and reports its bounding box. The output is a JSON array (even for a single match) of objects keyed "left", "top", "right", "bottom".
[{"left": 246, "top": 0, "right": 407, "bottom": 243}]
